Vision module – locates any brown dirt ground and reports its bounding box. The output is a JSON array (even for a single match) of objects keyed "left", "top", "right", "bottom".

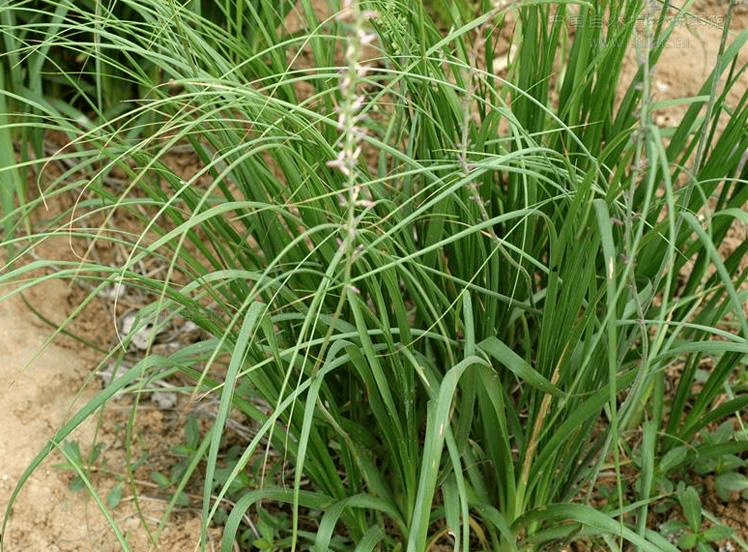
[{"left": 1, "top": 1, "right": 747, "bottom": 551}]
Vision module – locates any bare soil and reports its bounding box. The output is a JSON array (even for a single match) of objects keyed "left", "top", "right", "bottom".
[
  {"left": 1, "top": 1, "right": 746, "bottom": 550},
  {"left": 0, "top": 276, "right": 216, "bottom": 551}
]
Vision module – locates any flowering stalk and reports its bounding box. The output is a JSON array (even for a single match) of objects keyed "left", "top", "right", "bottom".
[
  {"left": 290, "top": 4, "right": 379, "bottom": 550},
  {"left": 326, "top": 0, "right": 377, "bottom": 250},
  {"left": 316, "top": 0, "right": 378, "bottom": 356}
]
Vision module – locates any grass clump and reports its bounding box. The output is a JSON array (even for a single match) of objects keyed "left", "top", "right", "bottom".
[{"left": 1, "top": 0, "right": 748, "bottom": 550}]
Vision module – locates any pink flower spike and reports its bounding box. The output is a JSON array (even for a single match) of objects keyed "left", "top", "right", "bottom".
[{"left": 327, "top": 153, "right": 351, "bottom": 177}]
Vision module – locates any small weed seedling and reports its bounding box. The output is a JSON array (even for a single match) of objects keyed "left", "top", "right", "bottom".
[{"left": 660, "top": 485, "right": 733, "bottom": 551}]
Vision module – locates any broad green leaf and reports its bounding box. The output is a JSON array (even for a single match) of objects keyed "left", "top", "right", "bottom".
[
  {"left": 715, "top": 472, "right": 748, "bottom": 501},
  {"left": 678, "top": 486, "right": 702, "bottom": 533},
  {"left": 659, "top": 446, "right": 688, "bottom": 474},
  {"left": 703, "top": 524, "right": 733, "bottom": 542},
  {"left": 151, "top": 471, "right": 172, "bottom": 489},
  {"left": 107, "top": 482, "right": 124, "bottom": 509}
]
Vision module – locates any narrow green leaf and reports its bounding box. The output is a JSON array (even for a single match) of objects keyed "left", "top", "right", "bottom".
[
  {"left": 407, "top": 355, "right": 489, "bottom": 552},
  {"left": 478, "top": 337, "right": 565, "bottom": 398},
  {"left": 315, "top": 494, "right": 400, "bottom": 552},
  {"left": 515, "top": 503, "right": 679, "bottom": 552},
  {"left": 353, "top": 525, "right": 385, "bottom": 552},
  {"left": 221, "top": 488, "right": 334, "bottom": 552}
]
